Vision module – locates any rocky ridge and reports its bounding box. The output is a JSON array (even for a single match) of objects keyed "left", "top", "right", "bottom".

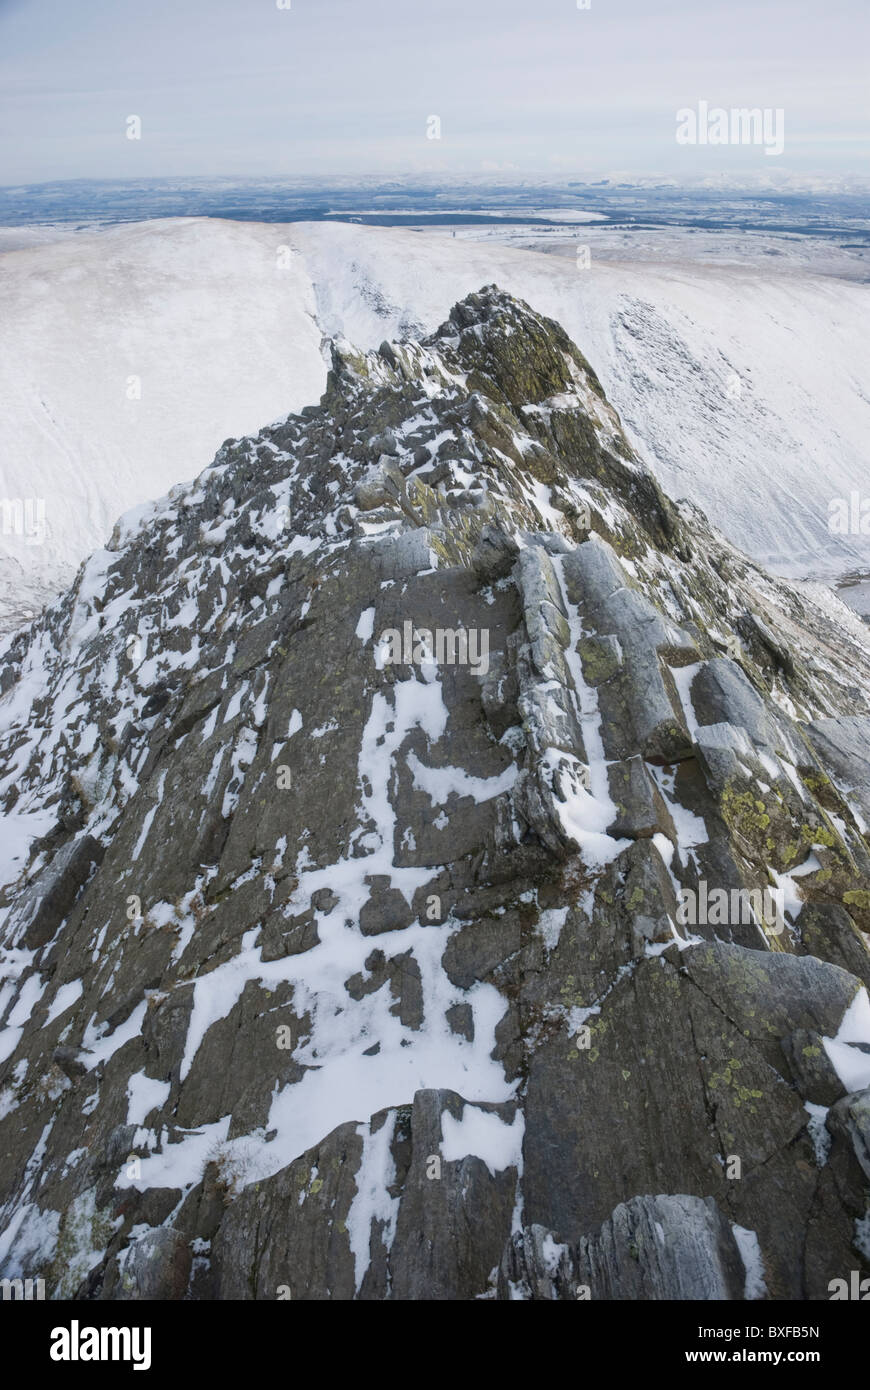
[{"left": 0, "top": 287, "right": 869, "bottom": 1300}]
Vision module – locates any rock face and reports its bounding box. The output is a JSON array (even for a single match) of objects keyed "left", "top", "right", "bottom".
[{"left": 0, "top": 286, "right": 869, "bottom": 1301}]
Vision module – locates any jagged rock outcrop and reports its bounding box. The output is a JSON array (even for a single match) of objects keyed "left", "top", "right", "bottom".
[
  {"left": 500, "top": 1196, "right": 749, "bottom": 1301},
  {"left": 1, "top": 286, "right": 869, "bottom": 1300}
]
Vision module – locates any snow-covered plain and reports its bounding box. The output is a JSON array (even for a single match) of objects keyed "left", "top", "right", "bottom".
[{"left": 1, "top": 215, "right": 868, "bottom": 630}]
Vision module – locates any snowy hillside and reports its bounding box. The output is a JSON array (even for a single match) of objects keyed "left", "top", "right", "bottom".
[
  {"left": 0, "top": 220, "right": 326, "bottom": 628},
  {"left": 1, "top": 216, "right": 868, "bottom": 630}
]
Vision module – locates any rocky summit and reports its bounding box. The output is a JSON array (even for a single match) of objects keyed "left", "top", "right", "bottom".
[{"left": 1, "top": 286, "right": 869, "bottom": 1302}]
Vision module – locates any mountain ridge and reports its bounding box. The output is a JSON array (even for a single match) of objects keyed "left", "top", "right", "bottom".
[{"left": 0, "top": 286, "right": 869, "bottom": 1300}]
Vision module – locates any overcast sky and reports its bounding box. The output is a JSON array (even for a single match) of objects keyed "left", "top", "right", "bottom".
[{"left": 1, "top": 0, "right": 867, "bottom": 184}]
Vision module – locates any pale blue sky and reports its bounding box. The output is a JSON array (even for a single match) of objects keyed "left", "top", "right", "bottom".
[{"left": 1, "top": 0, "right": 867, "bottom": 183}]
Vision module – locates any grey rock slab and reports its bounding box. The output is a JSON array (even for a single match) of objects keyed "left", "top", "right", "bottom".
[{"left": 8, "top": 833, "right": 102, "bottom": 950}]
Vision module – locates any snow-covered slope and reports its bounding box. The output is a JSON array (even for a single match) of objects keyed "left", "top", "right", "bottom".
[
  {"left": 0, "top": 219, "right": 326, "bottom": 628},
  {"left": 1, "top": 217, "right": 868, "bottom": 630}
]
